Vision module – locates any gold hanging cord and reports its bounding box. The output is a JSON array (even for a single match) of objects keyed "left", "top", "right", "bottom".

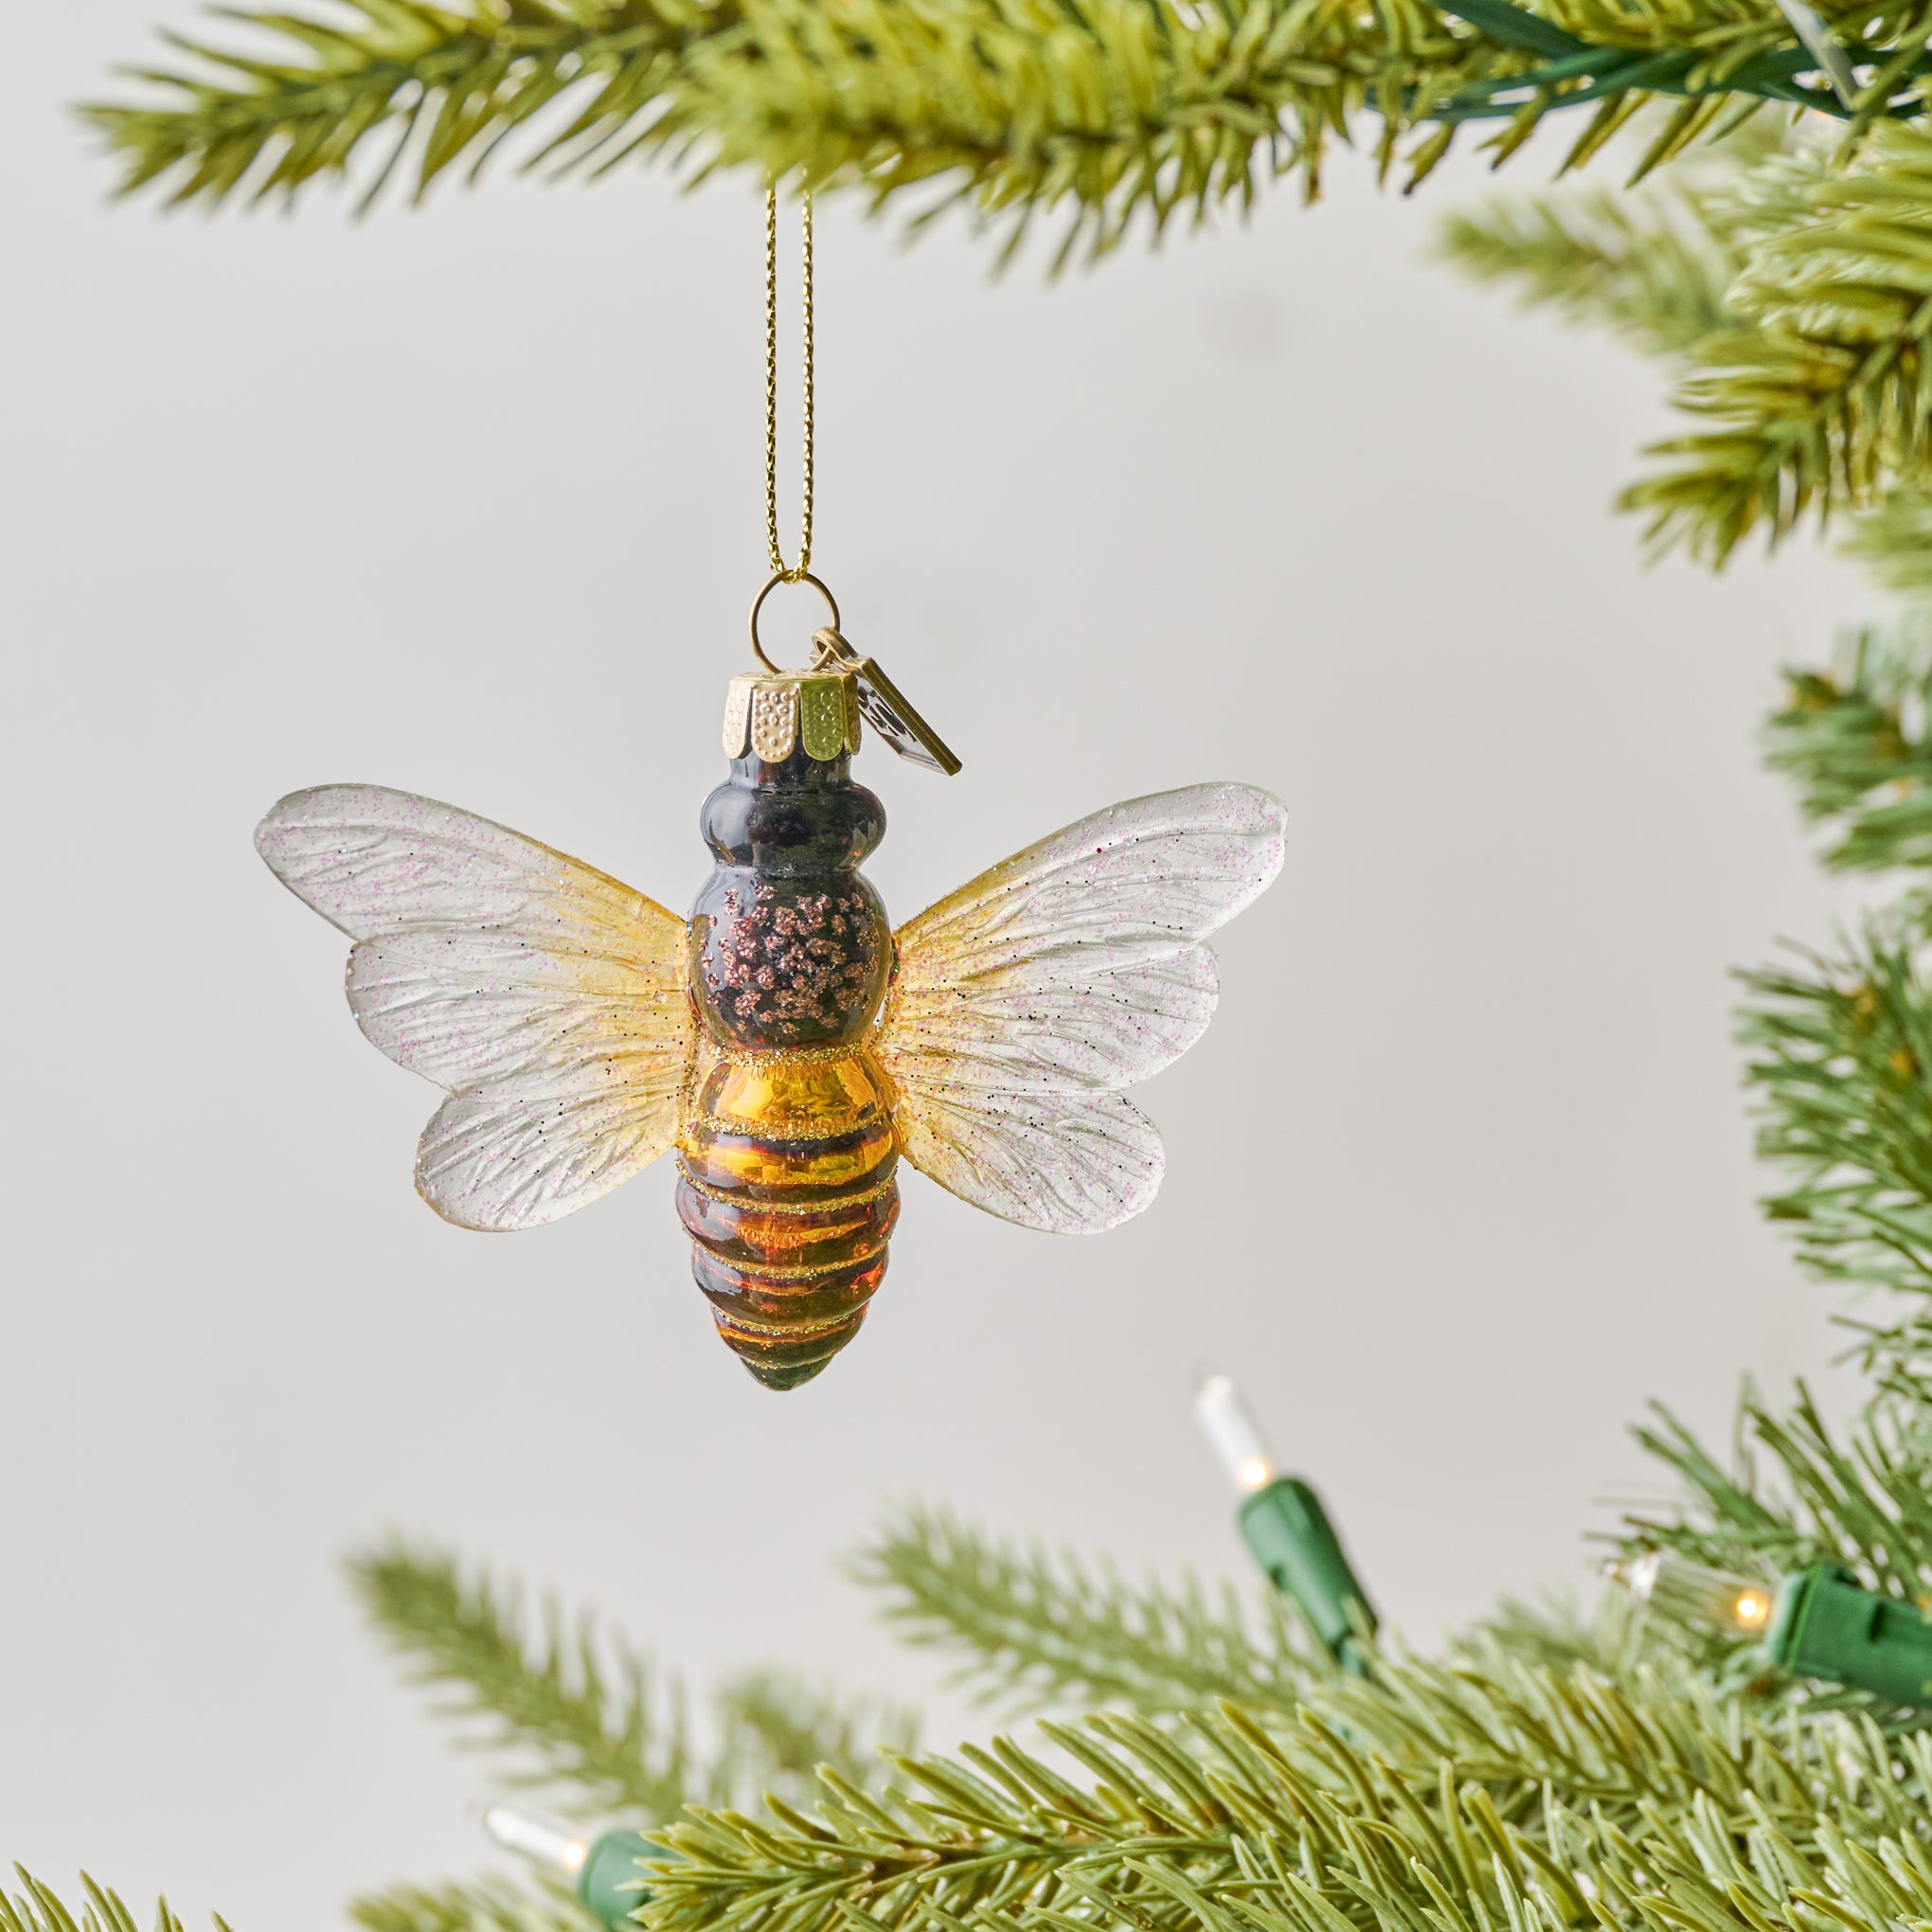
[
  {"left": 764, "top": 185, "right": 814, "bottom": 582},
  {"left": 744, "top": 186, "right": 963, "bottom": 777}
]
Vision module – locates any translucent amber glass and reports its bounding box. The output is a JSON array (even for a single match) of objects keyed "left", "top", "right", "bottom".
[{"left": 677, "top": 1046, "right": 899, "bottom": 1389}]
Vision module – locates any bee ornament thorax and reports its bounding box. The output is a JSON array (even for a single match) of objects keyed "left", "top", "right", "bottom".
[
  {"left": 677, "top": 664, "right": 900, "bottom": 1390},
  {"left": 689, "top": 745, "right": 890, "bottom": 1052}
]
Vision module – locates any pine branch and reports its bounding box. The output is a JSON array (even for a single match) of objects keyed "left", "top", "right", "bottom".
[
  {"left": 80, "top": 2, "right": 716, "bottom": 213},
  {"left": 1464, "top": 1584, "right": 1643, "bottom": 1678},
  {"left": 84, "top": 0, "right": 1932, "bottom": 247},
  {"left": 80, "top": 0, "right": 1511, "bottom": 239},
  {"left": 1438, "top": 182, "right": 1744, "bottom": 353},
  {"left": 1763, "top": 624, "right": 1932, "bottom": 873},
  {"left": 349, "top": 1879, "right": 588, "bottom": 1932},
  {"left": 1612, "top": 1377, "right": 1932, "bottom": 1730},
  {"left": 1625, "top": 1388, "right": 1932, "bottom": 1591},
  {"left": 851, "top": 1504, "right": 1316, "bottom": 1716},
  {"left": 860, "top": 1505, "right": 1755, "bottom": 1779},
  {"left": 348, "top": 1537, "right": 701, "bottom": 1818},
  {"left": 1, "top": 1876, "right": 214, "bottom": 1932},
  {"left": 1601, "top": 607, "right": 1932, "bottom": 1707},
  {"left": 713, "top": 1669, "right": 918, "bottom": 1791},
  {"left": 1623, "top": 124, "right": 1932, "bottom": 564},
  {"left": 1845, "top": 487, "right": 1932, "bottom": 599},
  {"left": 1736, "top": 919, "right": 1932, "bottom": 1302},
  {"left": 634, "top": 1685, "right": 1932, "bottom": 1932}
]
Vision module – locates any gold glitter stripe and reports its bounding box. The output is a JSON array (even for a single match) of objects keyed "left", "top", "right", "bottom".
[
  {"left": 675, "top": 1163, "right": 899, "bottom": 1212},
  {"left": 715, "top": 1305, "right": 863, "bottom": 1341},
  {"left": 689, "top": 1110, "right": 886, "bottom": 1144},
  {"left": 700, "top": 1249, "right": 884, "bottom": 1284},
  {"left": 710, "top": 1042, "right": 874, "bottom": 1071}
]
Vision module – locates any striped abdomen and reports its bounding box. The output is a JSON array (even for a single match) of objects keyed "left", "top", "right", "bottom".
[{"left": 675, "top": 1047, "right": 898, "bottom": 1389}]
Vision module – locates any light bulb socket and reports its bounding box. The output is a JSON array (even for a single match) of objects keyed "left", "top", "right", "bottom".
[
  {"left": 576, "top": 1831, "right": 670, "bottom": 1930},
  {"left": 1765, "top": 1564, "right": 1932, "bottom": 1708},
  {"left": 1238, "top": 1476, "right": 1376, "bottom": 1670},
  {"left": 483, "top": 1807, "right": 668, "bottom": 1930}
]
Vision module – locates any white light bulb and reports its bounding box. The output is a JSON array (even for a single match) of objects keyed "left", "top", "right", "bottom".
[
  {"left": 484, "top": 1804, "right": 590, "bottom": 1874},
  {"left": 1195, "top": 1370, "right": 1278, "bottom": 1494},
  {"left": 1608, "top": 1552, "right": 1661, "bottom": 1601},
  {"left": 1605, "top": 1552, "right": 1776, "bottom": 1637}
]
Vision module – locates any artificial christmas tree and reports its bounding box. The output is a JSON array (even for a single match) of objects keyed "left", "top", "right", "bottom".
[{"left": 17, "top": 7, "right": 1932, "bottom": 1924}]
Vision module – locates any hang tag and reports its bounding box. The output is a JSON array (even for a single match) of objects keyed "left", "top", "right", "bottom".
[{"left": 813, "top": 629, "right": 963, "bottom": 777}]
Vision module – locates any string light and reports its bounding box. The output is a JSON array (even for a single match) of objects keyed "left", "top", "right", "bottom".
[
  {"left": 1607, "top": 1552, "right": 1776, "bottom": 1637},
  {"left": 1194, "top": 1370, "right": 1377, "bottom": 1669},
  {"left": 484, "top": 1805, "right": 666, "bottom": 1929},
  {"left": 1609, "top": 1554, "right": 1932, "bottom": 1708},
  {"left": 1196, "top": 1372, "right": 1279, "bottom": 1493}
]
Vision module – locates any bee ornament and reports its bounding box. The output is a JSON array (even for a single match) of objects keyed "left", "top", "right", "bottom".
[{"left": 257, "top": 617, "right": 1285, "bottom": 1388}]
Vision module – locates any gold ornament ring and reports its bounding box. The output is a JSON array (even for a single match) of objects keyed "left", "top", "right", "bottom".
[{"left": 748, "top": 570, "right": 842, "bottom": 672}]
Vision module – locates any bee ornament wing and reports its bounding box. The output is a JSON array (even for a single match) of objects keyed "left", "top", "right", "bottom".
[
  {"left": 877, "top": 782, "right": 1286, "bottom": 1234},
  {"left": 256, "top": 784, "right": 693, "bottom": 1232}
]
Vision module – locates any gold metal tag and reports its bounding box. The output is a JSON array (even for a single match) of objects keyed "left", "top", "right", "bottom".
[{"left": 812, "top": 629, "right": 962, "bottom": 777}]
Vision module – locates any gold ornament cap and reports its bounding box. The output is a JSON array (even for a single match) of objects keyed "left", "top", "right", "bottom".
[
  {"left": 723, "top": 665, "right": 864, "bottom": 763},
  {"left": 738, "top": 571, "right": 962, "bottom": 777}
]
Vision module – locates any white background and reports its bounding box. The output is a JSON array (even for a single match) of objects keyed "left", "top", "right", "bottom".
[{"left": 0, "top": 9, "right": 1881, "bottom": 1926}]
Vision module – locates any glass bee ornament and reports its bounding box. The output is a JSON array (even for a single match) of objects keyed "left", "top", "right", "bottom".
[
  {"left": 256, "top": 610, "right": 1286, "bottom": 1389},
  {"left": 256, "top": 192, "right": 1285, "bottom": 1388}
]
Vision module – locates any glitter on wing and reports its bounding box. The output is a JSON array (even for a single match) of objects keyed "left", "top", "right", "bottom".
[
  {"left": 876, "top": 782, "right": 1285, "bottom": 1233},
  {"left": 256, "top": 783, "right": 694, "bottom": 1230}
]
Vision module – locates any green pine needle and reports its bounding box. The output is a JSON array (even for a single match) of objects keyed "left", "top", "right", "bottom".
[
  {"left": 1762, "top": 625, "right": 1932, "bottom": 873},
  {"left": 1623, "top": 125, "right": 1932, "bottom": 564},
  {"left": 81, "top": 0, "right": 1932, "bottom": 252},
  {"left": 1, "top": 1875, "right": 217, "bottom": 1932},
  {"left": 1845, "top": 488, "right": 1932, "bottom": 599},
  {"left": 348, "top": 1537, "right": 702, "bottom": 1817},
  {"left": 80, "top": 2, "right": 711, "bottom": 215},
  {"left": 714, "top": 1669, "right": 919, "bottom": 1792},
  {"left": 348, "top": 1535, "right": 917, "bottom": 1833},
  {"left": 851, "top": 1503, "right": 1318, "bottom": 1716},
  {"left": 633, "top": 1684, "right": 1932, "bottom": 1932},
  {"left": 76, "top": 0, "right": 1515, "bottom": 250},
  {"left": 349, "top": 1878, "right": 587, "bottom": 1932},
  {"left": 1437, "top": 177, "right": 1744, "bottom": 355},
  {"left": 1738, "top": 917, "right": 1932, "bottom": 1303},
  {"left": 1440, "top": 124, "right": 1932, "bottom": 569},
  {"left": 1625, "top": 1388, "right": 1932, "bottom": 1595}
]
